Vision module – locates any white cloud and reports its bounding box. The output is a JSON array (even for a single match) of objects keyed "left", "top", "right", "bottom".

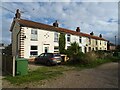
[{"left": 1, "top": 2, "right": 118, "bottom": 44}]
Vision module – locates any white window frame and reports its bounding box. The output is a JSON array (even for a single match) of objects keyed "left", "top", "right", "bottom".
[
  {"left": 54, "top": 32, "right": 59, "bottom": 42},
  {"left": 54, "top": 46, "right": 59, "bottom": 53},
  {"left": 104, "top": 41, "right": 106, "bottom": 45},
  {"left": 30, "top": 45, "right": 38, "bottom": 57},
  {"left": 79, "top": 36, "right": 82, "bottom": 43},
  {"left": 96, "top": 40, "right": 97, "bottom": 45},
  {"left": 67, "top": 34, "right": 71, "bottom": 42},
  {"left": 100, "top": 40, "right": 101, "bottom": 45},
  {"left": 89, "top": 38, "right": 91, "bottom": 45},
  {"left": 31, "top": 29, "right": 38, "bottom": 41}
]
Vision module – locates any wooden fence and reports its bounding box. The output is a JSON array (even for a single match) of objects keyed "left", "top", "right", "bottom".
[{"left": 2, "top": 54, "right": 13, "bottom": 75}]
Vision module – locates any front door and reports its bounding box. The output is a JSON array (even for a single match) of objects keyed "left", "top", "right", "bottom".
[
  {"left": 44, "top": 47, "right": 49, "bottom": 53},
  {"left": 84, "top": 47, "right": 87, "bottom": 53}
]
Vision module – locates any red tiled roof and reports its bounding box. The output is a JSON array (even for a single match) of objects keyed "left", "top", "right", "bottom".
[{"left": 13, "top": 19, "right": 107, "bottom": 41}]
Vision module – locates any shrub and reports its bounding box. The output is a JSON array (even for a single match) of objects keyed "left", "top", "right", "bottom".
[
  {"left": 59, "top": 33, "right": 66, "bottom": 54},
  {"left": 65, "top": 42, "right": 83, "bottom": 64},
  {"left": 82, "top": 51, "right": 98, "bottom": 64}
]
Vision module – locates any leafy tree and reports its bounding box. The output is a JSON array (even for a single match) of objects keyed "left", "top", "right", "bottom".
[
  {"left": 66, "top": 42, "right": 83, "bottom": 63},
  {"left": 3, "top": 43, "right": 12, "bottom": 56},
  {"left": 67, "top": 42, "right": 81, "bottom": 55},
  {"left": 59, "top": 33, "right": 66, "bottom": 54}
]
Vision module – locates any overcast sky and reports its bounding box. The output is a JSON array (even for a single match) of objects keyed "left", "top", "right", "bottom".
[{"left": 1, "top": 0, "right": 119, "bottom": 45}]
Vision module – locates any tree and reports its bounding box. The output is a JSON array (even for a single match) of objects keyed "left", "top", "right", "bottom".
[
  {"left": 67, "top": 42, "right": 82, "bottom": 57},
  {"left": 66, "top": 42, "right": 83, "bottom": 63},
  {"left": 59, "top": 33, "right": 66, "bottom": 54},
  {"left": 3, "top": 43, "right": 12, "bottom": 56}
]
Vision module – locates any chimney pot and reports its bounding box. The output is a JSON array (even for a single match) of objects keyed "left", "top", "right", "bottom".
[
  {"left": 76, "top": 27, "right": 80, "bottom": 32},
  {"left": 99, "top": 34, "right": 102, "bottom": 38},
  {"left": 53, "top": 20, "right": 59, "bottom": 27},
  {"left": 90, "top": 31, "right": 94, "bottom": 35},
  {"left": 15, "top": 9, "right": 21, "bottom": 19}
]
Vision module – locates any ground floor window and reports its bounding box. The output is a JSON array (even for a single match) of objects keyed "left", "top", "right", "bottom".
[
  {"left": 79, "top": 47, "right": 82, "bottom": 52},
  {"left": 30, "top": 51, "right": 38, "bottom": 56},
  {"left": 67, "top": 46, "right": 70, "bottom": 49},
  {"left": 54, "top": 46, "right": 59, "bottom": 53},
  {"left": 31, "top": 46, "right": 37, "bottom": 50},
  {"left": 84, "top": 47, "right": 87, "bottom": 53},
  {"left": 30, "top": 45, "right": 38, "bottom": 57},
  {"left": 96, "top": 47, "right": 98, "bottom": 50},
  {"left": 89, "top": 47, "right": 91, "bottom": 52}
]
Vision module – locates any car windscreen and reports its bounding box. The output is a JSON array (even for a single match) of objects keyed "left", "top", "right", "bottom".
[
  {"left": 54, "top": 54, "right": 61, "bottom": 57},
  {"left": 45, "top": 53, "right": 53, "bottom": 57}
]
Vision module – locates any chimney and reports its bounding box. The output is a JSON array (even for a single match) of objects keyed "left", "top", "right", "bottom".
[
  {"left": 76, "top": 27, "right": 80, "bottom": 32},
  {"left": 15, "top": 9, "right": 21, "bottom": 19},
  {"left": 90, "top": 32, "right": 94, "bottom": 35},
  {"left": 53, "top": 20, "right": 58, "bottom": 27},
  {"left": 99, "top": 34, "right": 102, "bottom": 38}
]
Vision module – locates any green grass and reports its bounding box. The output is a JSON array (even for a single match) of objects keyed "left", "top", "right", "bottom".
[
  {"left": 65, "top": 56, "right": 119, "bottom": 69},
  {"left": 4, "top": 66, "right": 73, "bottom": 85}
]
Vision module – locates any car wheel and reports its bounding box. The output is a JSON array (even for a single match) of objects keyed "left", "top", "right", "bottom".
[
  {"left": 57, "top": 63, "right": 61, "bottom": 65},
  {"left": 46, "top": 61, "right": 51, "bottom": 66}
]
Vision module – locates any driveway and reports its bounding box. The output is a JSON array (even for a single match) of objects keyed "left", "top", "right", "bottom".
[{"left": 2, "top": 62, "right": 118, "bottom": 88}]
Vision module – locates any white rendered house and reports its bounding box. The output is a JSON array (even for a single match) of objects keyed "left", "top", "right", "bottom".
[{"left": 10, "top": 9, "right": 108, "bottom": 59}]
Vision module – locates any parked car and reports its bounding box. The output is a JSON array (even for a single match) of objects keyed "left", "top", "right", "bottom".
[{"left": 34, "top": 53, "right": 62, "bottom": 65}]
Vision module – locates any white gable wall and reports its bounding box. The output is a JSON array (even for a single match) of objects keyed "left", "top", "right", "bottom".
[{"left": 11, "top": 22, "right": 21, "bottom": 57}]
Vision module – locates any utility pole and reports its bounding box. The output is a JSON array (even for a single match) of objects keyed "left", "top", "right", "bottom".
[{"left": 115, "top": 36, "right": 116, "bottom": 50}]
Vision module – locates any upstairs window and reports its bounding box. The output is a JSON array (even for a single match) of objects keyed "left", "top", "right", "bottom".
[
  {"left": 54, "top": 32, "right": 59, "bottom": 42},
  {"left": 79, "top": 36, "right": 82, "bottom": 43},
  {"left": 31, "top": 29, "right": 38, "bottom": 41},
  {"left": 89, "top": 38, "right": 91, "bottom": 45},
  {"left": 67, "top": 34, "right": 71, "bottom": 42},
  {"left": 96, "top": 40, "right": 97, "bottom": 45},
  {"left": 104, "top": 41, "right": 106, "bottom": 45},
  {"left": 100, "top": 40, "right": 101, "bottom": 45}
]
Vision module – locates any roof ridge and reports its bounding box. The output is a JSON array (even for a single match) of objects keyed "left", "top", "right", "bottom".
[{"left": 16, "top": 18, "right": 107, "bottom": 41}]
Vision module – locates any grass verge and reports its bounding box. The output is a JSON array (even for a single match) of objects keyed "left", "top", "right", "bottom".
[{"left": 4, "top": 65, "right": 73, "bottom": 85}]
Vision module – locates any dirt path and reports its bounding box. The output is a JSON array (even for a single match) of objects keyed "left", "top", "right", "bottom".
[{"left": 2, "top": 62, "right": 118, "bottom": 88}]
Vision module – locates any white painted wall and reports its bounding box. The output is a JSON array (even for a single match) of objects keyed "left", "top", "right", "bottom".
[
  {"left": 23, "top": 27, "right": 58, "bottom": 58},
  {"left": 23, "top": 27, "right": 88, "bottom": 58},
  {"left": 19, "top": 26, "right": 108, "bottom": 58}
]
